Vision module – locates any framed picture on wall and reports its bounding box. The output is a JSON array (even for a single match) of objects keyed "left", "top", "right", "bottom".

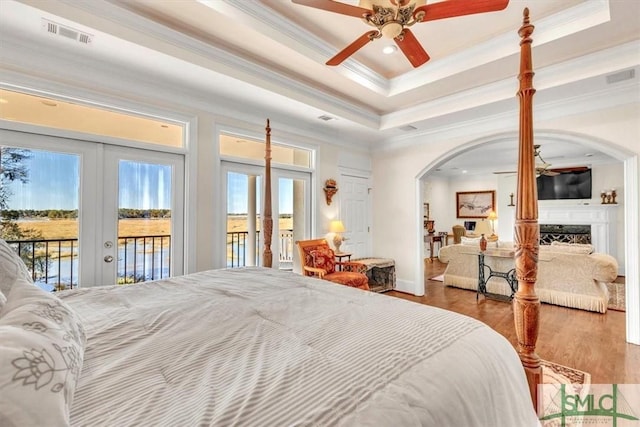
[{"left": 456, "top": 190, "right": 495, "bottom": 218}]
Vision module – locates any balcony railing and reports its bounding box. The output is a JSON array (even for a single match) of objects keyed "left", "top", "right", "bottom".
[
  {"left": 5, "top": 235, "right": 171, "bottom": 289},
  {"left": 226, "top": 229, "right": 294, "bottom": 268},
  {"left": 6, "top": 230, "right": 293, "bottom": 289}
]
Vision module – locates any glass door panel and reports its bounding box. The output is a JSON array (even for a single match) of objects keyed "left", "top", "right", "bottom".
[
  {"left": 102, "top": 146, "right": 184, "bottom": 286},
  {"left": 0, "top": 145, "right": 80, "bottom": 290},
  {"left": 222, "top": 163, "right": 310, "bottom": 271},
  {"left": 225, "top": 169, "right": 261, "bottom": 267},
  {"left": 275, "top": 172, "right": 309, "bottom": 272}
]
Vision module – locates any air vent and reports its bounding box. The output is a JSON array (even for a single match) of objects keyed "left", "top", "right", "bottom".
[
  {"left": 42, "top": 19, "right": 93, "bottom": 45},
  {"left": 398, "top": 125, "right": 417, "bottom": 131},
  {"left": 317, "top": 115, "right": 335, "bottom": 122},
  {"left": 606, "top": 69, "right": 635, "bottom": 84}
]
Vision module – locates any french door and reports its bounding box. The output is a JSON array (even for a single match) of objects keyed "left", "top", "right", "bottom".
[
  {"left": 222, "top": 161, "right": 310, "bottom": 270},
  {"left": 0, "top": 130, "right": 184, "bottom": 287}
]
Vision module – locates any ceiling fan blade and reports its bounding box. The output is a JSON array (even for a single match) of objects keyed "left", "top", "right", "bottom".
[
  {"left": 394, "top": 29, "right": 430, "bottom": 67},
  {"left": 292, "top": 0, "right": 371, "bottom": 18},
  {"left": 326, "top": 31, "right": 378, "bottom": 66},
  {"left": 415, "top": 0, "right": 509, "bottom": 22},
  {"left": 493, "top": 171, "right": 516, "bottom": 175}
]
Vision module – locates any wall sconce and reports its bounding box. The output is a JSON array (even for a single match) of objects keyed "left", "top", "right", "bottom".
[{"left": 323, "top": 179, "right": 338, "bottom": 205}]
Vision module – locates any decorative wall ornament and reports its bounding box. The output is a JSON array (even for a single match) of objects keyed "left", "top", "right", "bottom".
[{"left": 323, "top": 179, "right": 338, "bottom": 205}]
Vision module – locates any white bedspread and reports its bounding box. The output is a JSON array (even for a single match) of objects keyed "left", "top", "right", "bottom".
[{"left": 60, "top": 267, "right": 539, "bottom": 426}]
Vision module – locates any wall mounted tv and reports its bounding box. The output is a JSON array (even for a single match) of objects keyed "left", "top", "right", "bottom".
[{"left": 537, "top": 169, "right": 592, "bottom": 200}]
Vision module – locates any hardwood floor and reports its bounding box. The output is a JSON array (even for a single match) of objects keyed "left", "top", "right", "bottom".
[{"left": 386, "top": 260, "right": 640, "bottom": 384}]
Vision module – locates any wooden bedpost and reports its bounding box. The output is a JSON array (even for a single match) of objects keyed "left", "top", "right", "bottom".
[
  {"left": 513, "top": 7, "right": 542, "bottom": 411},
  {"left": 263, "top": 119, "right": 273, "bottom": 268}
]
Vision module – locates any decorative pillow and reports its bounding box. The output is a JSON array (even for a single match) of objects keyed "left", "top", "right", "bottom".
[
  {"left": 310, "top": 246, "right": 336, "bottom": 274},
  {"left": 460, "top": 236, "right": 481, "bottom": 246},
  {"left": 549, "top": 241, "right": 594, "bottom": 254},
  {"left": 0, "top": 276, "right": 86, "bottom": 427},
  {"left": 0, "top": 238, "right": 34, "bottom": 298}
]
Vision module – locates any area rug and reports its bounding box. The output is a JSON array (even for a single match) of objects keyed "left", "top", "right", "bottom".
[
  {"left": 429, "top": 274, "right": 444, "bottom": 282},
  {"left": 540, "top": 360, "right": 591, "bottom": 426},
  {"left": 607, "top": 281, "right": 625, "bottom": 312}
]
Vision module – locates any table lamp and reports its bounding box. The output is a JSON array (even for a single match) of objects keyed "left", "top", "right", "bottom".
[
  {"left": 487, "top": 210, "right": 498, "bottom": 237},
  {"left": 329, "top": 220, "right": 346, "bottom": 253}
]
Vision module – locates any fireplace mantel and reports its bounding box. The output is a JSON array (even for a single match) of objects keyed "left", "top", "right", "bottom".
[{"left": 538, "top": 204, "right": 618, "bottom": 257}]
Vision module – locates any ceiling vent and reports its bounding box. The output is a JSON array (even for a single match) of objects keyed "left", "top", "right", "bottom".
[
  {"left": 398, "top": 125, "right": 417, "bottom": 131},
  {"left": 42, "top": 19, "right": 93, "bottom": 45},
  {"left": 317, "top": 115, "right": 336, "bottom": 122},
  {"left": 606, "top": 69, "right": 635, "bottom": 84}
]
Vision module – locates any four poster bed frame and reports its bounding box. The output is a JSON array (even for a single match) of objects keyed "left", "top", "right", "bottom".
[
  {"left": 0, "top": 10, "right": 544, "bottom": 427},
  {"left": 261, "top": 8, "right": 543, "bottom": 409}
]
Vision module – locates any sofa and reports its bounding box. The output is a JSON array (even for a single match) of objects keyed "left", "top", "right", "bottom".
[{"left": 438, "top": 240, "right": 618, "bottom": 313}]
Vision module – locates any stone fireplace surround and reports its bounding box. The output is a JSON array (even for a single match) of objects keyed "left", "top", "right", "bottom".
[{"left": 538, "top": 205, "right": 617, "bottom": 260}]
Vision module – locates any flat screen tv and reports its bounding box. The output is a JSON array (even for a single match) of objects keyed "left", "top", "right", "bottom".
[{"left": 537, "top": 169, "right": 592, "bottom": 200}]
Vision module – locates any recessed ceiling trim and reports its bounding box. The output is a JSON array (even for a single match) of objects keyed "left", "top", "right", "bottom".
[
  {"left": 388, "top": 0, "right": 612, "bottom": 97},
  {"left": 200, "top": 0, "right": 390, "bottom": 96},
  {"left": 381, "top": 40, "right": 639, "bottom": 130}
]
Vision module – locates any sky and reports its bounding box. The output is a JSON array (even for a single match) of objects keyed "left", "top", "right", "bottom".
[
  {"left": 4, "top": 149, "right": 171, "bottom": 210},
  {"left": 3, "top": 148, "right": 292, "bottom": 213}
]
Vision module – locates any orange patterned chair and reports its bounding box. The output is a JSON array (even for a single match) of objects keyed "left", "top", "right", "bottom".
[{"left": 296, "top": 239, "right": 369, "bottom": 291}]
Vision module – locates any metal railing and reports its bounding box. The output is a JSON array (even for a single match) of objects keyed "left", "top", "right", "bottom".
[
  {"left": 7, "top": 229, "right": 293, "bottom": 288},
  {"left": 5, "top": 235, "right": 171, "bottom": 289},
  {"left": 7, "top": 238, "right": 79, "bottom": 290}
]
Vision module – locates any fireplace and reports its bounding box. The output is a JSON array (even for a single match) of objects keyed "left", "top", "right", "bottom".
[
  {"left": 538, "top": 205, "right": 617, "bottom": 257},
  {"left": 540, "top": 224, "right": 591, "bottom": 245}
]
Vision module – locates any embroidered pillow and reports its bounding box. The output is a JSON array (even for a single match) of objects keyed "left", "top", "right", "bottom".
[
  {"left": 310, "top": 247, "right": 336, "bottom": 274},
  {"left": 0, "top": 238, "right": 34, "bottom": 298},
  {"left": 0, "top": 276, "right": 86, "bottom": 427}
]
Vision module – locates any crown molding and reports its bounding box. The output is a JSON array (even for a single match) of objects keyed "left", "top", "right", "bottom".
[
  {"left": 377, "top": 70, "right": 639, "bottom": 152},
  {"left": 50, "top": 0, "right": 381, "bottom": 129}
]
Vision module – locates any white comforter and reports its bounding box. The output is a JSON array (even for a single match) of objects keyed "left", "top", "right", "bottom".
[{"left": 60, "top": 267, "right": 539, "bottom": 426}]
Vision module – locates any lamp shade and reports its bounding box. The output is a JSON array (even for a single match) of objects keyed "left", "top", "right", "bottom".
[
  {"left": 487, "top": 211, "right": 498, "bottom": 221},
  {"left": 329, "top": 220, "right": 345, "bottom": 233},
  {"left": 474, "top": 220, "right": 492, "bottom": 236}
]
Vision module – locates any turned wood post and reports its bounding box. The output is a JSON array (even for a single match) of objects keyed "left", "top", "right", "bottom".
[
  {"left": 514, "top": 7, "right": 542, "bottom": 411},
  {"left": 263, "top": 119, "right": 273, "bottom": 268}
]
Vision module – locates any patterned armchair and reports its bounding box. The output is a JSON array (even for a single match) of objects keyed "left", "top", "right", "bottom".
[{"left": 295, "top": 239, "right": 369, "bottom": 291}]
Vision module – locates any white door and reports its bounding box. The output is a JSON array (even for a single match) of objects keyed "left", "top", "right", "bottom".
[
  {"left": 0, "top": 130, "right": 184, "bottom": 287},
  {"left": 339, "top": 173, "right": 371, "bottom": 257}
]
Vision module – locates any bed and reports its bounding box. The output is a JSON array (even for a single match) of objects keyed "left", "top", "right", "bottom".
[
  {"left": 1, "top": 259, "right": 539, "bottom": 426},
  {"left": 1, "top": 8, "right": 543, "bottom": 427}
]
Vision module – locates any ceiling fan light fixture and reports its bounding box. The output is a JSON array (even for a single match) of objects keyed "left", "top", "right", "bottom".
[{"left": 381, "top": 21, "right": 403, "bottom": 39}]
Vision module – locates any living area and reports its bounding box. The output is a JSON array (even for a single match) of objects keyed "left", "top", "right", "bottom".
[{"left": 421, "top": 139, "right": 626, "bottom": 314}]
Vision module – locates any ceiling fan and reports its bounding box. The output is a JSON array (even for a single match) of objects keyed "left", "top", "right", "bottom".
[
  {"left": 494, "top": 145, "right": 589, "bottom": 177},
  {"left": 291, "top": 0, "right": 510, "bottom": 67}
]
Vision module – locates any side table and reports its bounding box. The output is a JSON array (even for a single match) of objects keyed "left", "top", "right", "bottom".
[
  {"left": 476, "top": 249, "right": 518, "bottom": 302},
  {"left": 334, "top": 252, "right": 352, "bottom": 270}
]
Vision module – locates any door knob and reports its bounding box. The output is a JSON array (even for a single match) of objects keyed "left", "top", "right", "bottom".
[{"left": 104, "top": 255, "right": 114, "bottom": 263}]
